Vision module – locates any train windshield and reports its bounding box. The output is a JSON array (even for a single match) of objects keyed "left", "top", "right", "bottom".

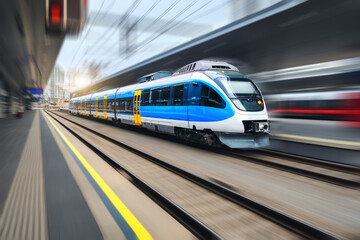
[{"left": 205, "top": 70, "right": 264, "bottom": 111}]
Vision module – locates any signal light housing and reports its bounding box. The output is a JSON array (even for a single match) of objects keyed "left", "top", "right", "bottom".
[
  {"left": 51, "top": 3, "right": 61, "bottom": 25},
  {"left": 46, "top": 0, "right": 87, "bottom": 34}
]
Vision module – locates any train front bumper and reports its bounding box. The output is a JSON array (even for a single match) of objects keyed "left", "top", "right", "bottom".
[{"left": 218, "top": 132, "right": 269, "bottom": 148}]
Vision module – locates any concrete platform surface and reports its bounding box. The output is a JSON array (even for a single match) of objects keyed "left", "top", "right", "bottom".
[{"left": 0, "top": 110, "right": 193, "bottom": 240}]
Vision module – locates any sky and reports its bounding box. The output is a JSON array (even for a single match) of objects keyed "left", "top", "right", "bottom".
[{"left": 55, "top": 0, "right": 280, "bottom": 89}]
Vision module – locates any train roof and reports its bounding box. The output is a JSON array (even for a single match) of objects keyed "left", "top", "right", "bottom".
[{"left": 173, "top": 60, "right": 239, "bottom": 75}]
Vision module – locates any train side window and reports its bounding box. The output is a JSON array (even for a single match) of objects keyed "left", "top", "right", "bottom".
[
  {"left": 98, "top": 101, "right": 102, "bottom": 111},
  {"left": 108, "top": 99, "right": 113, "bottom": 111},
  {"left": 116, "top": 99, "right": 121, "bottom": 113},
  {"left": 120, "top": 99, "right": 126, "bottom": 112},
  {"left": 160, "top": 86, "right": 171, "bottom": 106},
  {"left": 128, "top": 98, "right": 133, "bottom": 112},
  {"left": 120, "top": 98, "right": 132, "bottom": 113},
  {"left": 172, "top": 84, "right": 184, "bottom": 106},
  {"left": 142, "top": 89, "right": 150, "bottom": 106},
  {"left": 200, "top": 85, "right": 225, "bottom": 108},
  {"left": 125, "top": 100, "right": 129, "bottom": 112},
  {"left": 201, "top": 85, "right": 210, "bottom": 98},
  {"left": 151, "top": 88, "right": 160, "bottom": 106},
  {"left": 210, "top": 89, "right": 225, "bottom": 108}
]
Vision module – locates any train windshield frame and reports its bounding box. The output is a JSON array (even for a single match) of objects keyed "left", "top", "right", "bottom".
[{"left": 204, "top": 70, "right": 264, "bottom": 111}]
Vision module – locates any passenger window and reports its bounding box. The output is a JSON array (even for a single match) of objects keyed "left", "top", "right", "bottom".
[
  {"left": 120, "top": 100, "right": 125, "bottom": 111},
  {"left": 151, "top": 88, "right": 160, "bottom": 106},
  {"left": 128, "top": 99, "right": 133, "bottom": 112},
  {"left": 201, "top": 85, "right": 209, "bottom": 98},
  {"left": 142, "top": 89, "right": 150, "bottom": 106},
  {"left": 116, "top": 99, "right": 121, "bottom": 113},
  {"left": 200, "top": 85, "right": 225, "bottom": 108},
  {"left": 160, "top": 86, "right": 171, "bottom": 106},
  {"left": 172, "top": 85, "right": 184, "bottom": 106}
]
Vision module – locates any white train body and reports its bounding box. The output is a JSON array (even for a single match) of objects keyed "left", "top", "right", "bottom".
[{"left": 70, "top": 61, "right": 269, "bottom": 148}]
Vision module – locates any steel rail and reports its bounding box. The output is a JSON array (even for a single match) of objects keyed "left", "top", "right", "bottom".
[
  {"left": 258, "top": 149, "right": 360, "bottom": 175},
  {"left": 44, "top": 110, "right": 222, "bottom": 240},
  {"left": 222, "top": 149, "right": 360, "bottom": 190},
  {"left": 47, "top": 110, "right": 339, "bottom": 240}
]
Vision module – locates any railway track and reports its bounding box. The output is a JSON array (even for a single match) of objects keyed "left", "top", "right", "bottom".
[
  {"left": 45, "top": 110, "right": 339, "bottom": 240},
  {"left": 221, "top": 148, "right": 360, "bottom": 190}
]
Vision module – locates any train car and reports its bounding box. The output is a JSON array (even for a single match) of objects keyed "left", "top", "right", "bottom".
[
  {"left": 89, "top": 89, "right": 118, "bottom": 120},
  {"left": 69, "top": 61, "right": 269, "bottom": 148},
  {"left": 69, "top": 97, "right": 77, "bottom": 114}
]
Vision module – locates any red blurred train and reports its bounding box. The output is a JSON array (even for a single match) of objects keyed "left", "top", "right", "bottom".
[
  {"left": 265, "top": 90, "right": 360, "bottom": 127},
  {"left": 250, "top": 57, "right": 360, "bottom": 127}
]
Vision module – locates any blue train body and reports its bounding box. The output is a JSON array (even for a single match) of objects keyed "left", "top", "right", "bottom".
[{"left": 69, "top": 61, "right": 269, "bottom": 148}]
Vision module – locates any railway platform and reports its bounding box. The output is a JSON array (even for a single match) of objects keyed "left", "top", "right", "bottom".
[
  {"left": 1, "top": 109, "right": 360, "bottom": 239},
  {"left": 0, "top": 109, "right": 193, "bottom": 240}
]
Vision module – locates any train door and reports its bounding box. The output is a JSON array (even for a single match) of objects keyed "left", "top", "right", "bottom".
[
  {"left": 95, "top": 96, "right": 98, "bottom": 118},
  {"left": 133, "top": 90, "right": 142, "bottom": 125},
  {"left": 84, "top": 99, "right": 87, "bottom": 115},
  {"left": 103, "top": 95, "right": 107, "bottom": 119},
  {"left": 80, "top": 99, "right": 83, "bottom": 115}
]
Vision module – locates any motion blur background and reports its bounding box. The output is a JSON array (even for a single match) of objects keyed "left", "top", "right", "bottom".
[
  {"left": 1, "top": 0, "right": 359, "bottom": 163},
  {"left": 1, "top": 1, "right": 360, "bottom": 239}
]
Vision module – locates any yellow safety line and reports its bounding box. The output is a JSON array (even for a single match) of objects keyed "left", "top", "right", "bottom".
[{"left": 41, "top": 110, "right": 153, "bottom": 240}]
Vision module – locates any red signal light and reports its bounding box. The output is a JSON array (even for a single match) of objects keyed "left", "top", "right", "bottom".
[{"left": 51, "top": 4, "right": 61, "bottom": 25}]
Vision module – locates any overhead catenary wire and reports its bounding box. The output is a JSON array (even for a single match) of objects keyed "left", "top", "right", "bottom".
[
  {"left": 105, "top": 0, "right": 214, "bottom": 73},
  {"left": 70, "top": 0, "right": 107, "bottom": 68},
  {"left": 76, "top": 0, "right": 231, "bottom": 79},
  {"left": 75, "top": 0, "right": 143, "bottom": 66},
  {"left": 105, "top": 0, "right": 203, "bottom": 72},
  {"left": 87, "top": 0, "right": 163, "bottom": 63},
  {"left": 131, "top": 0, "right": 212, "bottom": 55}
]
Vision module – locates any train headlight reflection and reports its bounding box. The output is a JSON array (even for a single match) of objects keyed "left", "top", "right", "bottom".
[{"left": 231, "top": 99, "right": 246, "bottom": 111}]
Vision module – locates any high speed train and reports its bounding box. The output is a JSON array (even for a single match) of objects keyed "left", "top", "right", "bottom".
[{"left": 69, "top": 61, "right": 269, "bottom": 148}]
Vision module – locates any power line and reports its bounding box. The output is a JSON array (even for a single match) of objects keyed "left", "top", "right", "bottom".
[
  {"left": 105, "top": 0, "right": 200, "bottom": 71},
  {"left": 106, "top": 0, "right": 209, "bottom": 73},
  {"left": 70, "top": 0, "right": 107, "bottom": 68},
  {"left": 88, "top": 0, "right": 162, "bottom": 61},
  {"left": 132, "top": 0, "right": 204, "bottom": 53},
  {"left": 76, "top": 0, "right": 142, "bottom": 65}
]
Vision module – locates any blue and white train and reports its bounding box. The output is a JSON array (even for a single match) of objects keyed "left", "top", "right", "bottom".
[{"left": 69, "top": 61, "right": 269, "bottom": 148}]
